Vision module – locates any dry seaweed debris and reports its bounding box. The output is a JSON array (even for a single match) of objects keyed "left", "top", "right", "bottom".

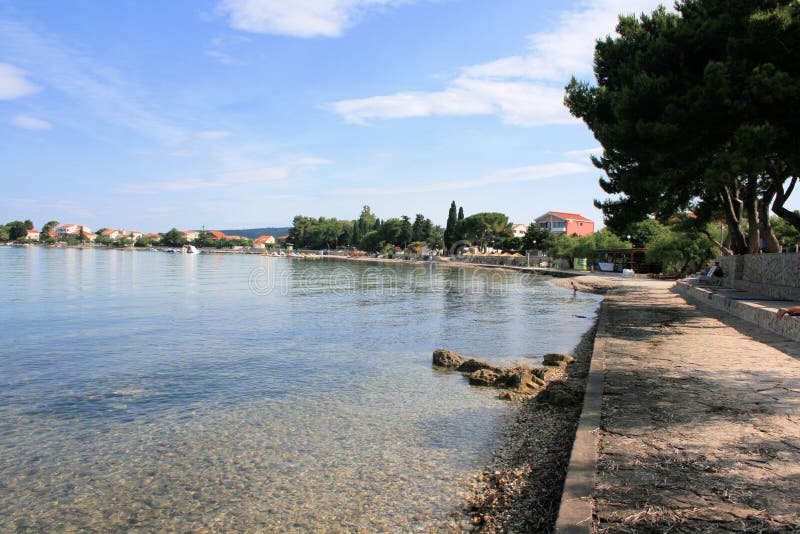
[{"left": 463, "top": 322, "right": 598, "bottom": 533}]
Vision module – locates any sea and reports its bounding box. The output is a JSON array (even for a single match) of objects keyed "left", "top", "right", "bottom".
[{"left": 0, "top": 246, "right": 601, "bottom": 531}]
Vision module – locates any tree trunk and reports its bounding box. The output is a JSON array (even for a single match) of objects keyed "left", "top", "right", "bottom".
[
  {"left": 743, "top": 176, "right": 760, "bottom": 254},
  {"left": 758, "top": 187, "right": 781, "bottom": 253},
  {"left": 719, "top": 185, "right": 748, "bottom": 254},
  {"left": 772, "top": 176, "right": 800, "bottom": 232}
]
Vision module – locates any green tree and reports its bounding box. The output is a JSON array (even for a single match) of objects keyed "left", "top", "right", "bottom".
[
  {"left": 6, "top": 221, "right": 27, "bottom": 241},
  {"left": 162, "top": 228, "right": 187, "bottom": 246},
  {"left": 412, "top": 214, "right": 433, "bottom": 243},
  {"left": 359, "top": 230, "right": 383, "bottom": 253},
  {"left": 624, "top": 219, "right": 668, "bottom": 248},
  {"left": 646, "top": 228, "right": 716, "bottom": 275},
  {"left": 772, "top": 213, "right": 800, "bottom": 250},
  {"left": 522, "top": 224, "right": 550, "bottom": 251},
  {"left": 427, "top": 225, "right": 445, "bottom": 251},
  {"left": 444, "top": 201, "right": 458, "bottom": 251},
  {"left": 456, "top": 212, "right": 512, "bottom": 251},
  {"left": 23, "top": 219, "right": 34, "bottom": 230},
  {"left": 565, "top": 1, "right": 800, "bottom": 254},
  {"left": 499, "top": 236, "right": 523, "bottom": 253},
  {"left": 457, "top": 207, "right": 464, "bottom": 221}
]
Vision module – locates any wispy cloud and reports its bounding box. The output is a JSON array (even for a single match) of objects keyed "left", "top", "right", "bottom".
[
  {"left": 0, "top": 19, "right": 186, "bottom": 144},
  {"left": 216, "top": 0, "right": 417, "bottom": 38},
  {"left": 10, "top": 114, "right": 52, "bottom": 130},
  {"left": 564, "top": 146, "right": 602, "bottom": 160},
  {"left": 327, "top": 0, "right": 665, "bottom": 126},
  {"left": 197, "top": 130, "right": 232, "bottom": 139},
  {"left": 0, "top": 62, "right": 40, "bottom": 99},
  {"left": 3, "top": 198, "right": 92, "bottom": 219},
  {"left": 327, "top": 162, "right": 590, "bottom": 195},
  {"left": 116, "top": 157, "right": 330, "bottom": 194}
]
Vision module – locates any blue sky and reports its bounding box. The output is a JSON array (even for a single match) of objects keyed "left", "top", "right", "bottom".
[{"left": 0, "top": 0, "right": 714, "bottom": 232}]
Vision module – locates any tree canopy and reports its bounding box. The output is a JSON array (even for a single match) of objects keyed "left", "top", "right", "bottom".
[{"left": 565, "top": 0, "right": 800, "bottom": 254}]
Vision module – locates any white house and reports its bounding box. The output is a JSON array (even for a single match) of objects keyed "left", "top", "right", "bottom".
[
  {"left": 55, "top": 223, "right": 92, "bottom": 238},
  {"left": 25, "top": 229, "right": 40, "bottom": 241},
  {"left": 511, "top": 224, "right": 528, "bottom": 238}
]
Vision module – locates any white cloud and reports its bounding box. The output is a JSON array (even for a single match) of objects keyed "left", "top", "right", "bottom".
[
  {"left": 0, "top": 20, "right": 186, "bottom": 144},
  {"left": 564, "top": 146, "right": 602, "bottom": 160},
  {"left": 328, "top": 162, "right": 590, "bottom": 195},
  {"left": 0, "top": 62, "right": 40, "bottom": 99},
  {"left": 216, "top": 0, "right": 415, "bottom": 38},
  {"left": 198, "top": 130, "right": 232, "bottom": 139},
  {"left": 10, "top": 114, "right": 52, "bottom": 130},
  {"left": 327, "top": 0, "right": 666, "bottom": 125},
  {"left": 116, "top": 157, "right": 329, "bottom": 194}
]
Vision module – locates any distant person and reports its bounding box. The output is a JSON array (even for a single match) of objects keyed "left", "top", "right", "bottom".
[
  {"left": 777, "top": 306, "right": 800, "bottom": 319},
  {"left": 571, "top": 281, "right": 578, "bottom": 295}
]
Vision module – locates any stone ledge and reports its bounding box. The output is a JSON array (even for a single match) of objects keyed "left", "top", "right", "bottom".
[
  {"left": 674, "top": 281, "right": 800, "bottom": 342},
  {"left": 554, "top": 299, "right": 609, "bottom": 533}
]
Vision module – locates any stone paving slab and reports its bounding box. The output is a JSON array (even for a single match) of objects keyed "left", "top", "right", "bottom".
[{"left": 594, "top": 280, "right": 800, "bottom": 532}]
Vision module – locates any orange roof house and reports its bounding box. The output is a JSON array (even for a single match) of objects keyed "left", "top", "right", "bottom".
[
  {"left": 25, "top": 229, "right": 40, "bottom": 241},
  {"left": 535, "top": 211, "right": 595, "bottom": 237},
  {"left": 253, "top": 235, "right": 276, "bottom": 248}
]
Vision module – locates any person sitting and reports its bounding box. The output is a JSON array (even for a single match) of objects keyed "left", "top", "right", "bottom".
[{"left": 777, "top": 306, "right": 800, "bottom": 319}]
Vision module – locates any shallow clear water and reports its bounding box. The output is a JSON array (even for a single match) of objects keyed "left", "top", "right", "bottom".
[{"left": 0, "top": 247, "right": 600, "bottom": 531}]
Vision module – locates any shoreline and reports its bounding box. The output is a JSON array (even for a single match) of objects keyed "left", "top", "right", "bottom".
[{"left": 461, "top": 275, "right": 618, "bottom": 532}]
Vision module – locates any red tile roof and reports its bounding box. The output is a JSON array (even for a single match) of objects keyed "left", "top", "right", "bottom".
[
  {"left": 546, "top": 211, "right": 593, "bottom": 222},
  {"left": 208, "top": 231, "right": 226, "bottom": 239}
]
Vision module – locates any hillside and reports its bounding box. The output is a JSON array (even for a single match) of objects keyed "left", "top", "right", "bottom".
[{"left": 218, "top": 227, "right": 290, "bottom": 240}]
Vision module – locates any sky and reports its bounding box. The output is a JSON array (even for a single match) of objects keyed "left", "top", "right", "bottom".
[{"left": 0, "top": 0, "right": 681, "bottom": 232}]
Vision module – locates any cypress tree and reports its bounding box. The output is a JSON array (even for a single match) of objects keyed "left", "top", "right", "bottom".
[
  {"left": 444, "top": 201, "right": 458, "bottom": 252},
  {"left": 458, "top": 207, "right": 464, "bottom": 221}
]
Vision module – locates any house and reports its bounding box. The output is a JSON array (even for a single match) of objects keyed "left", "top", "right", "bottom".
[
  {"left": 182, "top": 230, "right": 199, "bottom": 242},
  {"left": 83, "top": 232, "right": 97, "bottom": 243},
  {"left": 128, "top": 230, "right": 143, "bottom": 241},
  {"left": 25, "top": 229, "right": 40, "bottom": 241},
  {"left": 143, "top": 233, "right": 162, "bottom": 241},
  {"left": 101, "top": 229, "right": 121, "bottom": 240},
  {"left": 511, "top": 224, "right": 528, "bottom": 238},
  {"left": 253, "top": 235, "right": 276, "bottom": 249},
  {"left": 55, "top": 224, "right": 92, "bottom": 238},
  {"left": 535, "top": 212, "right": 594, "bottom": 237},
  {"left": 207, "top": 231, "right": 227, "bottom": 240}
]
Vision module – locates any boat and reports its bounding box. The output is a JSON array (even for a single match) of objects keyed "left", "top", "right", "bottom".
[{"left": 183, "top": 245, "right": 199, "bottom": 254}]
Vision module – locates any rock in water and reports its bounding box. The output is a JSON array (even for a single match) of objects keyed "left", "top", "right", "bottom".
[
  {"left": 457, "top": 358, "right": 501, "bottom": 373},
  {"left": 542, "top": 353, "right": 575, "bottom": 367},
  {"left": 469, "top": 368, "right": 499, "bottom": 386},
  {"left": 432, "top": 349, "right": 463, "bottom": 368}
]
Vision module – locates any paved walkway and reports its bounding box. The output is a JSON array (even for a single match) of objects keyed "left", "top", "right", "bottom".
[{"left": 594, "top": 280, "right": 800, "bottom": 532}]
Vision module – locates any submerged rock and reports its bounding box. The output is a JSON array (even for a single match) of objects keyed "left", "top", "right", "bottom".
[
  {"left": 432, "top": 349, "right": 463, "bottom": 368},
  {"left": 542, "top": 353, "right": 574, "bottom": 367}
]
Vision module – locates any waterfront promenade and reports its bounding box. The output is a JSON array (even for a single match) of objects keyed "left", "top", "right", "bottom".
[{"left": 562, "top": 279, "right": 800, "bottom": 531}]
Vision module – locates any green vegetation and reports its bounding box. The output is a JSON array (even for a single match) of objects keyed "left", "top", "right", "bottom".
[{"left": 565, "top": 0, "right": 800, "bottom": 254}]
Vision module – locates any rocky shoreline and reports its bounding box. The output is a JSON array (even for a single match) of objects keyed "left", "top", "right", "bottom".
[{"left": 450, "top": 281, "right": 607, "bottom": 533}]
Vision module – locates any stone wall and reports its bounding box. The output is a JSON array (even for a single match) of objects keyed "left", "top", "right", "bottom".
[{"left": 717, "top": 253, "right": 800, "bottom": 301}]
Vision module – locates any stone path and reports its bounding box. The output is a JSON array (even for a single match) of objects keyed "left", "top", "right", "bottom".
[{"left": 594, "top": 280, "right": 800, "bottom": 532}]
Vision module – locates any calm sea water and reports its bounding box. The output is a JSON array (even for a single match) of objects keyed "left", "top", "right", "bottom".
[{"left": 0, "top": 247, "right": 600, "bottom": 531}]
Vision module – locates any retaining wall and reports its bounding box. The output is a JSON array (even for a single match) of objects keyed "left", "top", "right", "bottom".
[{"left": 717, "top": 253, "right": 800, "bottom": 301}]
